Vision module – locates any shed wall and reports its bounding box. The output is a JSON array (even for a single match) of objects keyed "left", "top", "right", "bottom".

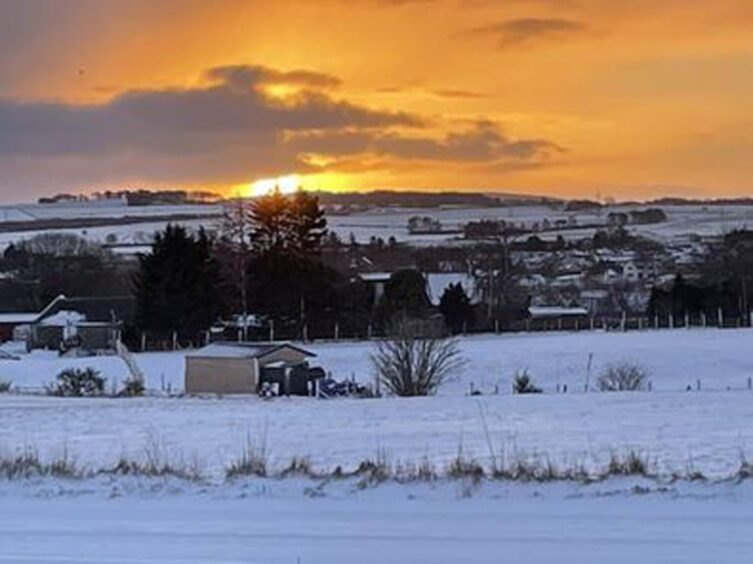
[{"left": 185, "top": 357, "right": 257, "bottom": 394}]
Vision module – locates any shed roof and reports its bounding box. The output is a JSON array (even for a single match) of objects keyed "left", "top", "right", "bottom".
[
  {"left": 187, "top": 342, "right": 316, "bottom": 360},
  {"left": 529, "top": 306, "right": 588, "bottom": 319},
  {"left": 0, "top": 312, "right": 39, "bottom": 324}
]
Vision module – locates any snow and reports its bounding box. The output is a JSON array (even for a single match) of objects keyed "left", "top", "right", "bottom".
[
  {"left": 0, "top": 313, "right": 38, "bottom": 324},
  {"left": 528, "top": 306, "right": 589, "bottom": 318},
  {"left": 1, "top": 479, "right": 753, "bottom": 563},
  {"left": 2, "top": 202, "right": 753, "bottom": 251},
  {"left": 2, "top": 327, "right": 753, "bottom": 395},
  {"left": 37, "top": 310, "right": 86, "bottom": 327},
  {"left": 0, "top": 328, "right": 753, "bottom": 560}
]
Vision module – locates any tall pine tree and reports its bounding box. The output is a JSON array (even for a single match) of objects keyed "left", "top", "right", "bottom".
[{"left": 134, "top": 225, "right": 224, "bottom": 338}]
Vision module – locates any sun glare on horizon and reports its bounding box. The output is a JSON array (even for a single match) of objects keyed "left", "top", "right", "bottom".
[{"left": 248, "top": 174, "right": 300, "bottom": 197}]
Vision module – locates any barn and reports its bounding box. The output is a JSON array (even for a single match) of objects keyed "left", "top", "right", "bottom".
[{"left": 184, "top": 342, "right": 319, "bottom": 396}]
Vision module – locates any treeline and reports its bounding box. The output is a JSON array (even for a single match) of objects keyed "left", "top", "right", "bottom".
[
  {"left": 132, "top": 190, "right": 476, "bottom": 342},
  {"left": 0, "top": 234, "right": 131, "bottom": 311},
  {"left": 38, "top": 190, "right": 220, "bottom": 206}
]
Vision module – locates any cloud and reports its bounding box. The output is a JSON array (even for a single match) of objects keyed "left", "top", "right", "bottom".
[
  {"left": 0, "top": 64, "right": 419, "bottom": 159},
  {"left": 205, "top": 65, "right": 342, "bottom": 91},
  {"left": 0, "top": 64, "right": 425, "bottom": 189},
  {"left": 0, "top": 63, "right": 561, "bottom": 191},
  {"left": 466, "top": 18, "right": 588, "bottom": 47},
  {"left": 432, "top": 89, "right": 488, "bottom": 99},
  {"left": 288, "top": 121, "right": 562, "bottom": 166}
]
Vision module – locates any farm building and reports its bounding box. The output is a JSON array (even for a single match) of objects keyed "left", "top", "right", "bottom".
[
  {"left": 184, "top": 342, "right": 320, "bottom": 396},
  {"left": 0, "top": 312, "right": 39, "bottom": 342},
  {"left": 27, "top": 295, "right": 135, "bottom": 353}
]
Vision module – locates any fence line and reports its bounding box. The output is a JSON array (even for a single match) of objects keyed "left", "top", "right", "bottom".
[{"left": 131, "top": 310, "right": 753, "bottom": 352}]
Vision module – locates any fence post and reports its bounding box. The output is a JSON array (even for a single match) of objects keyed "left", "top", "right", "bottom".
[
  {"left": 141, "top": 332, "right": 146, "bottom": 352},
  {"left": 590, "top": 317, "right": 595, "bottom": 331},
  {"left": 302, "top": 324, "right": 308, "bottom": 342},
  {"left": 638, "top": 317, "right": 643, "bottom": 330},
  {"left": 748, "top": 377, "right": 752, "bottom": 391},
  {"left": 654, "top": 315, "right": 659, "bottom": 329},
  {"left": 696, "top": 379, "right": 701, "bottom": 392},
  {"left": 334, "top": 322, "right": 340, "bottom": 341},
  {"left": 701, "top": 311, "right": 707, "bottom": 328},
  {"left": 669, "top": 315, "right": 674, "bottom": 329},
  {"left": 718, "top": 307, "right": 724, "bottom": 327},
  {"left": 367, "top": 323, "right": 373, "bottom": 340},
  {"left": 495, "top": 319, "right": 500, "bottom": 334},
  {"left": 685, "top": 312, "right": 690, "bottom": 329},
  {"left": 172, "top": 331, "right": 178, "bottom": 351},
  {"left": 269, "top": 320, "right": 275, "bottom": 342}
]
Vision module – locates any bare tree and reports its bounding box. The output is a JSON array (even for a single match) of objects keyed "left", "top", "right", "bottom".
[
  {"left": 370, "top": 323, "right": 465, "bottom": 396},
  {"left": 221, "top": 197, "right": 252, "bottom": 339}
]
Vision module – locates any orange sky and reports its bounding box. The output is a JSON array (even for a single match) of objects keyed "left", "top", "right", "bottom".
[{"left": 2, "top": 0, "right": 753, "bottom": 201}]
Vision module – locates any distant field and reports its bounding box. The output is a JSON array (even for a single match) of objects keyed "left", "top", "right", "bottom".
[{"left": 1, "top": 201, "right": 753, "bottom": 249}]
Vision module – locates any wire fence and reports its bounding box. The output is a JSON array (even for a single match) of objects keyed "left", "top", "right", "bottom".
[{"left": 131, "top": 309, "right": 753, "bottom": 352}]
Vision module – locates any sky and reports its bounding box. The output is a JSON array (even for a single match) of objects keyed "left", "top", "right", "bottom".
[{"left": 1, "top": 0, "right": 753, "bottom": 202}]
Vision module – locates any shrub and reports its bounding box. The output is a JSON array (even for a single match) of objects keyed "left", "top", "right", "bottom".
[
  {"left": 597, "top": 362, "right": 647, "bottom": 392},
  {"left": 0, "top": 380, "right": 12, "bottom": 393},
  {"left": 513, "top": 370, "right": 542, "bottom": 394},
  {"left": 49, "top": 368, "right": 105, "bottom": 397},
  {"left": 370, "top": 321, "right": 465, "bottom": 396}
]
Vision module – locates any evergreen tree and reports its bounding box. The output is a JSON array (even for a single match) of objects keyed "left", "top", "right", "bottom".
[
  {"left": 134, "top": 225, "right": 224, "bottom": 338},
  {"left": 439, "top": 283, "right": 474, "bottom": 334},
  {"left": 377, "top": 269, "right": 430, "bottom": 325}
]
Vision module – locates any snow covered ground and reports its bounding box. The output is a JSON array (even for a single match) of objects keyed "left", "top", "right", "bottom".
[
  {"left": 2, "top": 201, "right": 753, "bottom": 249},
  {"left": 2, "top": 478, "right": 753, "bottom": 564},
  {"left": 2, "top": 327, "right": 752, "bottom": 395},
  {"left": 2, "top": 328, "right": 753, "bottom": 561}
]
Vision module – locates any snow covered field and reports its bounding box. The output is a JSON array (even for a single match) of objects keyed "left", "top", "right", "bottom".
[
  {"left": 2, "top": 201, "right": 753, "bottom": 249},
  {"left": 2, "top": 328, "right": 753, "bottom": 562},
  {"left": 2, "top": 328, "right": 752, "bottom": 395},
  {"left": 0, "top": 328, "right": 752, "bottom": 479}
]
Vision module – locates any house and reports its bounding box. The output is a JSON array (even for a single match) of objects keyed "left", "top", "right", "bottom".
[
  {"left": 357, "top": 272, "right": 393, "bottom": 306},
  {"left": 27, "top": 295, "right": 135, "bottom": 353},
  {"left": 0, "top": 312, "right": 39, "bottom": 342},
  {"left": 184, "top": 342, "right": 319, "bottom": 396}
]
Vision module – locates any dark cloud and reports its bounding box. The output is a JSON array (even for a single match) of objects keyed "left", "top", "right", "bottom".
[
  {"left": 0, "top": 64, "right": 418, "bottom": 159},
  {"left": 0, "top": 63, "right": 560, "bottom": 192},
  {"left": 0, "top": 64, "right": 424, "bottom": 190},
  {"left": 289, "top": 121, "right": 562, "bottom": 165},
  {"left": 466, "top": 18, "right": 588, "bottom": 47},
  {"left": 205, "top": 65, "right": 342, "bottom": 90}
]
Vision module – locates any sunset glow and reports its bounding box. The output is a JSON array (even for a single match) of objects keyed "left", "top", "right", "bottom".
[{"left": 3, "top": 1, "right": 753, "bottom": 202}]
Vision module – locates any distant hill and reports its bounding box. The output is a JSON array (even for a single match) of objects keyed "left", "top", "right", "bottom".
[{"left": 312, "top": 190, "right": 560, "bottom": 209}]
